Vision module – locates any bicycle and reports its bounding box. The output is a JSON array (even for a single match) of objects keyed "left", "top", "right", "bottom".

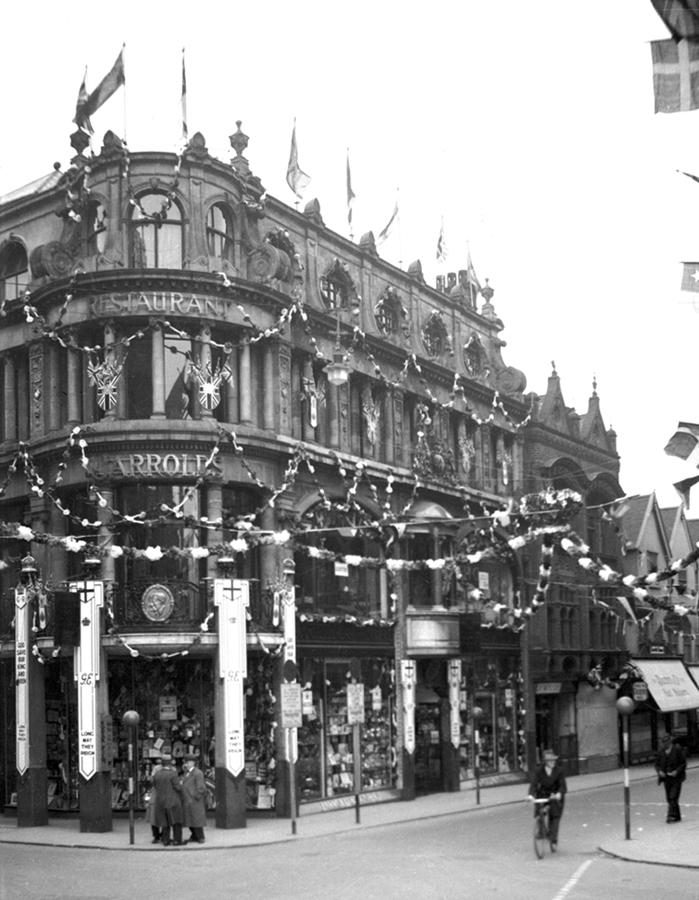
[{"left": 532, "top": 798, "right": 557, "bottom": 859}]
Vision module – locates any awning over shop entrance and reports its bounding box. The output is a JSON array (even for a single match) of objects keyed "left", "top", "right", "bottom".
[{"left": 633, "top": 659, "right": 699, "bottom": 712}]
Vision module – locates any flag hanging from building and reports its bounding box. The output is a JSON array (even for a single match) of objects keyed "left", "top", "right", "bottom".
[
  {"left": 681, "top": 261, "right": 699, "bottom": 291},
  {"left": 466, "top": 245, "right": 481, "bottom": 302},
  {"left": 651, "top": 39, "right": 699, "bottom": 113},
  {"left": 673, "top": 474, "right": 699, "bottom": 507},
  {"left": 181, "top": 48, "right": 188, "bottom": 141},
  {"left": 74, "top": 68, "right": 91, "bottom": 133},
  {"left": 377, "top": 197, "right": 399, "bottom": 245},
  {"left": 664, "top": 422, "right": 699, "bottom": 466},
  {"left": 436, "top": 218, "right": 448, "bottom": 261},
  {"left": 346, "top": 150, "right": 356, "bottom": 227},
  {"left": 286, "top": 119, "right": 311, "bottom": 200},
  {"left": 651, "top": 0, "right": 699, "bottom": 40},
  {"left": 74, "top": 46, "right": 126, "bottom": 132}
]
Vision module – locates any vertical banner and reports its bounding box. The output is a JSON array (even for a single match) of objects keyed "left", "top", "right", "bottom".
[
  {"left": 449, "top": 659, "right": 462, "bottom": 750},
  {"left": 282, "top": 576, "right": 298, "bottom": 763},
  {"left": 73, "top": 580, "right": 104, "bottom": 780},
  {"left": 215, "top": 578, "right": 248, "bottom": 777},
  {"left": 400, "top": 660, "right": 416, "bottom": 755},
  {"left": 15, "top": 586, "right": 29, "bottom": 776}
]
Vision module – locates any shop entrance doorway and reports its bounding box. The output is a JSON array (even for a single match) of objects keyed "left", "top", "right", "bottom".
[{"left": 414, "top": 660, "right": 447, "bottom": 794}]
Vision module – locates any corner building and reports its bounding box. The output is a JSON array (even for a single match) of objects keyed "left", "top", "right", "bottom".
[{"left": 0, "top": 122, "right": 593, "bottom": 832}]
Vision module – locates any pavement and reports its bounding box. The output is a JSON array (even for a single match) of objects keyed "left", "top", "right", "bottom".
[{"left": 1, "top": 762, "right": 698, "bottom": 868}]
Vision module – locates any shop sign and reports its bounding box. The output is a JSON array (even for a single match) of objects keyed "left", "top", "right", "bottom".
[
  {"left": 88, "top": 291, "right": 228, "bottom": 320},
  {"left": 334, "top": 561, "right": 349, "bottom": 578},
  {"left": 215, "top": 578, "right": 249, "bottom": 777},
  {"left": 370, "top": 685, "right": 382, "bottom": 711},
  {"left": 15, "top": 587, "right": 29, "bottom": 776},
  {"left": 347, "top": 683, "right": 365, "bottom": 725},
  {"left": 73, "top": 580, "right": 105, "bottom": 780},
  {"left": 478, "top": 572, "right": 490, "bottom": 594},
  {"left": 90, "top": 452, "right": 224, "bottom": 481},
  {"left": 281, "top": 683, "right": 303, "bottom": 728},
  {"left": 101, "top": 715, "right": 114, "bottom": 770},
  {"left": 159, "top": 696, "right": 178, "bottom": 721},
  {"left": 632, "top": 682, "right": 649, "bottom": 702},
  {"left": 504, "top": 688, "right": 514, "bottom": 708}
]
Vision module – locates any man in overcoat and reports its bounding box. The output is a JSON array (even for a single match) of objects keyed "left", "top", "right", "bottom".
[
  {"left": 527, "top": 748, "right": 567, "bottom": 848},
  {"left": 152, "top": 755, "right": 184, "bottom": 845},
  {"left": 655, "top": 733, "right": 687, "bottom": 823},
  {"left": 181, "top": 751, "right": 207, "bottom": 844}
]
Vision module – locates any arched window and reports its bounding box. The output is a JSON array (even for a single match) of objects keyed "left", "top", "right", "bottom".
[
  {"left": 0, "top": 237, "right": 28, "bottom": 302},
  {"left": 421, "top": 311, "right": 450, "bottom": 359},
  {"left": 206, "top": 203, "right": 234, "bottom": 263},
  {"left": 86, "top": 201, "right": 107, "bottom": 256},
  {"left": 131, "top": 193, "right": 183, "bottom": 269}
]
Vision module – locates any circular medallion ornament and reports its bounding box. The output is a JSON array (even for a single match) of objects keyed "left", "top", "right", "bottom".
[{"left": 141, "top": 584, "right": 175, "bottom": 623}]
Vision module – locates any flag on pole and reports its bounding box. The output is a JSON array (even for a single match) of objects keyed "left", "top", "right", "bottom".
[
  {"left": 681, "top": 261, "right": 699, "bottom": 291},
  {"left": 436, "top": 218, "right": 448, "bottom": 261},
  {"left": 286, "top": 119, "right": 311, "bottom": 200},
  {"left": 650, "top": 0, "right": 699, "bottom": 41},
  {"left": 346, "top": 150, "right": 356, "bottom": 226},
  {"left": 377, "top": 198, "right": 399, "bottom": 245},
  {"left": 673, "top": 474, "right": 699, "bottom": 508},
  {"left": 665, "top": 422, "right": 699, "bottom": 466},
  {"left": 466, "top": 245, "right": 481, "bottom": 303},
  {"left": 651, "top": 39, "right": 699, "bottom": 113},
  {"left": 74, "top": 67, "right": 91, "bottom": 133},
  {"left": 74, "top": 46, "right": 126, "bottom": 131},
  {"left": 181, "top": 48, "right": 188, "bottom": 141}
]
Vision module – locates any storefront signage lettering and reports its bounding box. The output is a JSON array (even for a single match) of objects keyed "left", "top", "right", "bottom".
[
  {"left": 215, "top": 578, "right": 249, "bottom": 777},
  {"left": 313, "top": 789, "right": 393, "bottom": 814},
  {"left": 91, "top": 452, "right": 224, "bottom": 480},
  {"left": 15, "top": 587, "right": 29, "bottom": 776},
  {"left": 73, "top": 580, "right": 104, "bottom": 780},
  {"left": 347, "top": 683, "right": 365, "bottom": 725},
  {"left": 281, "top": 683, "right": 303, "bottom": 729},
  {"left": 89, "top": 292, "right": 227, "bottom": 319}
]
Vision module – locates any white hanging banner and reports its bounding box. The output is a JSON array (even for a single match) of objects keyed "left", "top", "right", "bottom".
[
  {"left": 449, "top": 659, "right": 462, "bottom": 750},
  {"left": 282, "top": 578, "right": 298, "bottom": 763},
  {"left": 401, "top": 659, "right": 416, "bottom": 756},
  {"left": 73, "top": 581, "right": 104, "bottom": 780},
  {"left": 215, "top": 578, "right": 248, "bottom": 777},
  {"left": 15, "top": 586, "right": 29, "bottom": 776}
]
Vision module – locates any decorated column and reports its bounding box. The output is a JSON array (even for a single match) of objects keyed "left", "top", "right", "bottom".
[
  {"left": 151, "top": 324, "right": 165, "bottom": 418},
  {"left": 263, "top": 341, "right": 275, "bottom": 430},
  {"left": 214, "top": 570, "right": 248, "bottom": 828},
  {"left": 15, "top": 556, "right": 48, "bottom": 827},
  {"left": 239, "top": 343, "right": 252, "bottom": 424},
  {"left": 72, "top": 569, "right": 112, "bottom": 832},
  {"left": 3, "top": 354, "right": 17, "bottom": 442}
]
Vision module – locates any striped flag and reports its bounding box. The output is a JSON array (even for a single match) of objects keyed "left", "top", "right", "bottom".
[
  {"left": 286, "top": 119, "right": 311, "bottom": 200},
  {"left": 74, "top": 46, "right": 125, "bottom": 132},
  {"left": 181, "top": 48, "right": 188, "bottom": 141},
  {"left": 436, "top": 218, "right": 448, "bottom": 261},
  {"left": 346, "top": 150, "right": 356, "bottom": 226},
  {"left": 377, "top": 198, "right": 398, "bottom": 245}
]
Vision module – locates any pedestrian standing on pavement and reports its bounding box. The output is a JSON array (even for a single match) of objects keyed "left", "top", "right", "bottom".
[
  {"left": 145, "top": 758, "right": 163, "bottom": 843},
  {"left": 527, "top": 748, "right": 567, "bottom": 849},
  {"left": 181, "top": 752, "right": 207, "bottom": 844},
  {"left": 655, "top": 733, "right": 686, "bottom": 823},
  {"left": 152, "top": 755, "right": 184, "bottom": 846}
]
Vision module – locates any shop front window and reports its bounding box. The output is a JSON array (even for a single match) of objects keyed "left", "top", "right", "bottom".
[
  {"left": 113, "top": 484, "right": 205, "bottom": 627},
  {"left": 295, "top": 507, "right": 383, "bottom": 617},
  {"left": 296, "top": 657, "right": 396, "bottom": 803},
  {"left": 459, "top": 656, "right": 524, "bottom": 780}
]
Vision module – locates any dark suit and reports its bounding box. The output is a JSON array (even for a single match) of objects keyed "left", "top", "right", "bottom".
[
  {"left": 529, "top": 761, "right": 567, "bottom": 843},
  {"left": 656, "top": 742, "right": 687, "bottom": 822},
  {"left": 152, "top": 765, "right": 183, "bottom": 844}
]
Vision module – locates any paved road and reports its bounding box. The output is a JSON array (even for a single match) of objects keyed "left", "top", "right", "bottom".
[{"left": 2, "top": 779, "right": 699, "bottom": 900}]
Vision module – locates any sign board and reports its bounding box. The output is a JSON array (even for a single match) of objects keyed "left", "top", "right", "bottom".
[
  {"left": 159, "top": 696, "right": 178, "bottom": 720},
  {"left": 535, "top": 682, "right": 562, "bottom": 695},
  {"left": 73, "top": 580, "right": 105, "bottom": 780},
  {"left": 632, "top": 682, "right": 649, "bottom": 703},
  {"left": 633, "top": 659, "right": 699, "bottom": 712},
  {"left": 15, "top": 587, "right": 29, "bottom": 776},
  {"left": 214, "top": 578, "right": 249, "bottom": 777},
  {"left": 401, "top": 661, "right": 416, "bottom": 755},
  {"left": 101, "top": 715, "right": 114, "bottom": 770},
  {"left": 347, "top": 683, "right": 365, "bottom": 725},
  {"left": 334, "top": 561, "right": 349, "bottom": 579},
  {"left": 281, "top": 683, "right": 303, "bottom": 728}
]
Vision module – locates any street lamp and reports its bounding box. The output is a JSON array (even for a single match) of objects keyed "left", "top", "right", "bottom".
[
  {"left": 616, "top": 697, "right": 636, "bottom": 840},
  {"left": 472, "top": 706, "right": 483, "bottom": 805},
  {"left": 122, "top": 710, "right": 140, "bottom": 845}
]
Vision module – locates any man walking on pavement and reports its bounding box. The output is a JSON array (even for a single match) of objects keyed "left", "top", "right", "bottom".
[
  {"left": 655, "top": 733, "right": 687, "bottom": 823},
  {"left": 182, "top": 751, "right": 207, "bottom": 844}
]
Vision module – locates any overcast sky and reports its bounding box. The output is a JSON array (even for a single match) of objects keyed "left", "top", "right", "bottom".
[{"left": 2, "top": 2, "right": 699, "bottom": 512}]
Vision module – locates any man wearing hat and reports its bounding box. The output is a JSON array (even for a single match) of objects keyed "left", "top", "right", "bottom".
[
  {"left": 152, "top": 755, "right": 184, "bottom": 846},
  {"left": 655, "top": 733, "right": 687, "bottom": 823},
  {"left": 181, "top": 752, "right": 207, "bottom": 844},
  {"left": 527, "top": 748, "right": 567, "bottom": 849}
]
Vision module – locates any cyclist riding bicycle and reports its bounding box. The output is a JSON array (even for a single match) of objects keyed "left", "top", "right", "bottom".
[{"left": 527, "top": 748, "right": 567, "bottom": 850}]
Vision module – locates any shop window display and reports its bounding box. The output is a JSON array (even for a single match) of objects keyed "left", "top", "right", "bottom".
[
  {"left": 244, "top": 655, "right": 277, "bottom": 810},
  {"left": 108, "top": 658, "right": 214, "bottom": 810},
  {"left": 296, "top": 657, "right": 396, "bottom": 803},
  {"left": 458, "top": 657, "right": 524, "bottom": 780},
  {"left": 45, "top": 658, "right": 79, "bottom": 810}
]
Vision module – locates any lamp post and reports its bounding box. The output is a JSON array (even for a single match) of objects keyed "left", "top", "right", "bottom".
[
  {"left": 472, "top": 706, "right": 483, "bottom": 805},
  {"left": 616, "top": 697, "right": 636, "bottom": 840},
  {"left": 122, "top": 710, "right": 140, "bottom": 845}
]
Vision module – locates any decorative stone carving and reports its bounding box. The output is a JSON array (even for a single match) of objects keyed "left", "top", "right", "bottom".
[
  {"left": 29, "top": 241, "right": 74, "bottom": 279},
  {"left": 141, "top": 584, "right": 175, "bottom": 623}
]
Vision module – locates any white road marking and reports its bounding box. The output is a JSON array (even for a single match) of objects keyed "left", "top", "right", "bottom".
[{"left": 551, "top": 859, "right": 594, "bottom": 900}]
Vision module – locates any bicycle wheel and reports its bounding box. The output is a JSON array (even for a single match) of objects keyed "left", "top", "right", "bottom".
[{"left": 533, "top": 812, "right": 546, "bottom": 859}]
